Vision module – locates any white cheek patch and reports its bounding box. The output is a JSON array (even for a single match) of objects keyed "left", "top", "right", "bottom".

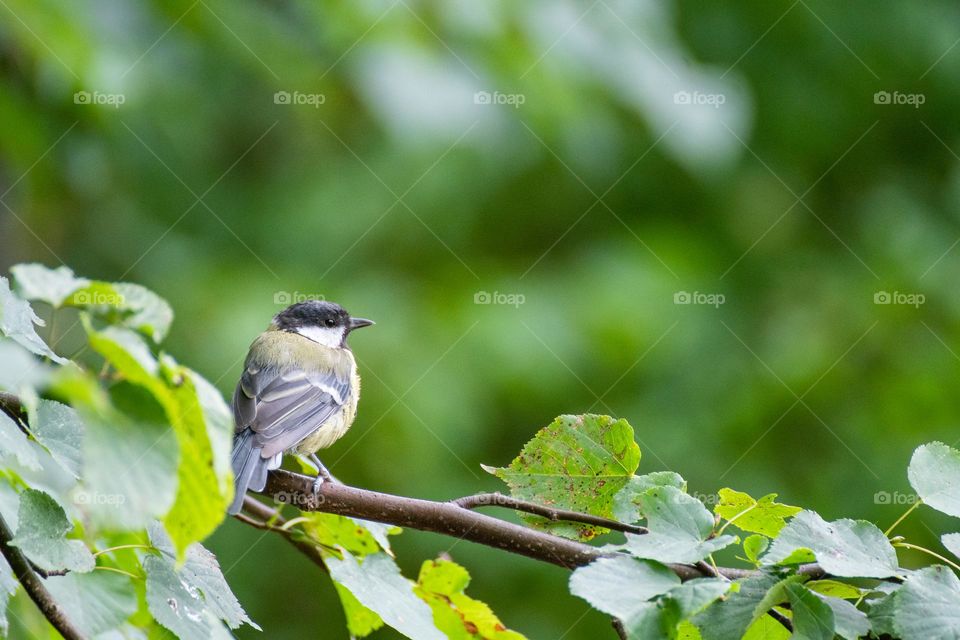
[{"left": 295, "top": 325, "right": 344, "bottom": 348}]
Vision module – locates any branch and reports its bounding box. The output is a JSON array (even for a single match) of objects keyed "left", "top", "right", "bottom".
[
  {"left": 0, "top": 513, "right": 85, "bottom": 640},
  {"left": 453, "top": 492, "right": 648, "bottom": 535},
  {"left": 257, "top": 469, "right": 827, "bottom": 582}
]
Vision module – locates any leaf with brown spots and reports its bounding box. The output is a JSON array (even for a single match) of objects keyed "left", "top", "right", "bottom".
[{"left": 482, "top": 414, "right": 640, "bottom": 540}]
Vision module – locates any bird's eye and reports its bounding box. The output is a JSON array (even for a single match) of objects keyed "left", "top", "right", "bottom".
[{"left": 325, "top": 318, "right": 336, "bottom": 327}]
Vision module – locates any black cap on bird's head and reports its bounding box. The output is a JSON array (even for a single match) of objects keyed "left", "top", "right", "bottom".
[{"left": 273, "top": 300, "right": 374, "bottom": 347}]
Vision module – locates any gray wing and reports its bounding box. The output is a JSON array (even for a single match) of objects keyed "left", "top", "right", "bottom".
[{"left": 232, "top": 365, "right": 351, "bottom": 458}]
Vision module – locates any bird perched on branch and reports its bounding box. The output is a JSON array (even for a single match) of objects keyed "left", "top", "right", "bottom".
[{"left": 227, "top": 300, "right": 374, "bottom": 515}]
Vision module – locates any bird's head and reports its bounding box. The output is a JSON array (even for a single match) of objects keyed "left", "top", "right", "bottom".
[{"left": 272, "top": 300, "right": 374, "bottom": 348}]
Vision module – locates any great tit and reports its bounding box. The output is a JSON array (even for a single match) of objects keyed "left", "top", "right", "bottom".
[{"left": 227, "top": 300, "right": 374, "bottom": 515}]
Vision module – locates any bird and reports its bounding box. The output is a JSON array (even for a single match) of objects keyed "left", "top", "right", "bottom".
[{"left": 227, "top": 300, "right": 374, "bottom": 515}]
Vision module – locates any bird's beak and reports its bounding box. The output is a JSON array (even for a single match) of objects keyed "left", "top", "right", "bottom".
[{"left": 349, "top": 317, "right": 375, "bottom": 330}]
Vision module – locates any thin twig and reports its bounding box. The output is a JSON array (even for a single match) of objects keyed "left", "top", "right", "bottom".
[
  {"left": 238, "top": 496, "right": 329, "bottom": 573},
  {"left": 767, "top": 608, "right": 793, "bottom": 633},
  {"left": 452, "top": 492, "right": 648, "bottom": 535},
  {"left": 0, "top": 513, "right": 85, "bottom": 640}
]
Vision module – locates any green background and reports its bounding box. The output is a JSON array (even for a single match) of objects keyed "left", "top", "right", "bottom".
[{"left": 1, "top": 1, "right": 958, "bottom": 637}]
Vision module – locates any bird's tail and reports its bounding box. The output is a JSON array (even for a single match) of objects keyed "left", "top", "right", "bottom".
[{"left": 228, "top": 428, "right": 272, "bottom": 515}]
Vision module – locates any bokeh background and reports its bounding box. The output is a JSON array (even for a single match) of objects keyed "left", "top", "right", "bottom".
[{"left": 2, "top": 1, "right": 960, "bottom": 637}]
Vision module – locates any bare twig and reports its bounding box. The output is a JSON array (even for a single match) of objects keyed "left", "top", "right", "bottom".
[
  {"left": 238, "top": 496, "right": 329, "bottom": 573},
  {"left": 768, "top": 608, "right": 794, "bottom": 632},
  {"left": 452, "top": 492, "right": 648, "bottom": 535},
  {"left": 0, "top": 513, "right": 85, "bottom": 640}
]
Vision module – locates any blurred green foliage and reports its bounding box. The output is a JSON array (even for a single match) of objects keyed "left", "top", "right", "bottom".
[{"left": 2, "top": 1, "right": 960, "bottom": 637}]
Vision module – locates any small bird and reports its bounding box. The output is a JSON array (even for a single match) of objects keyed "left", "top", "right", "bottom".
[{"left": 227, "top": 300, "right": 374, "bottom": 515}]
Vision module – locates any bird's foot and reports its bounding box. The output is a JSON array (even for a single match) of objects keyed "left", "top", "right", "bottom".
[{"left": 308, "top": 453, "right": 338, "bottom": 496}]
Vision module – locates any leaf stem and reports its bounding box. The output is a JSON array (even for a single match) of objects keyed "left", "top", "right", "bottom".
[
  {"left": 893, "top": 542, "right": 960, "bottom": 573},
  {"left": 94, "top": 565, "right": 142, "bottom": 580},
  {"left": 884, "top": 500, "right": 921, "bottom": 537},
  {"left": 93, "top": 544, "right": 152, "bottom": 557},
  {"left": 716, "top": 503, "right": 757, "bottom": 537}
]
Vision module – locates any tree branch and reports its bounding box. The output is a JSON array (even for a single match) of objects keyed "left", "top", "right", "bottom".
[
  {"left": 257, "top": 469, "right": 826, "bottom": 582},
  {"left": 453, "top": 492, "right": 648, "bottom": 535},
  {"left": 0, "top": 513, "right": 85, "bottom": 640}
]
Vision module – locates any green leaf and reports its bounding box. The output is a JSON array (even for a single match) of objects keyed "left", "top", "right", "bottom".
[
  {"left": 72, "top": 382, "right": 178, "bottom": 529},
  {"left": 11, "top": 263, "right": 88, "bottom": 307},
  {"left": 943, "top": 533, "right": 960, "bottom": 561},
  {"left": 693, "top": 571, "right": 787, "bottom": 640},
  {"left": 9, "top": 489, "right": 94, "bottom": 573},
  {"left": 334, "top": 582, "right": 384, "bottom": 637},
  {"left": 0, "top": 276, "right": 66, "bottom": 363},
  {"left": 148, "top": 522, "right": 259, "bottom": 631},
  {"left": 160, "top": 358, "right": 229, "bottom": 558},
  {"left": 569, "top": 555, "right": 680, "bottom": 619},
  {"left": 612, "top": 471, "right": 687, "bottom": 524},
  {"left": 816, "top": 593, "right": 869, "bottom": 640},
  {"left": 621, "top": 486, "right": 736, "bottom": 564},
  {"left": 144, "top": 554, "right": 210, "bottom": 640},
  {"left": 29, "top": 399, "right": 82, "bottom": 478},
  {"left": 741, "top": 614, "right": 790, "bottom": 640},
  {"left": 714, "top": 489, "right": 801, "bottom": 537},
  {"left": 805, "top": 579, "right": 863, "bottom": 600},
  {"left": 0, "top": 557, "right": 18, "bottom": 636},
  {"left": 301, "top": 513, "right": 388, "bottom": 557},
  {"left": 325, "top": 552, "right": 445, "bottom": 640},
  {"left": 783, "top": 583, "right": 834, "bottom": 640},
  {"left": 621, "top": 602, "right": 681, "bottom": 640},
  {"left": 85, "top": 324, "right": 227, "bottom": 555},
  {"left": 483, "top": 414, "right": 640, "bottom": 540},
  {"left": 881, "top": 566, "right": 960, "bottom": 640},
  {"left": 415, "top": 558, "right": 526, "bottom": 639},
  {"left": 45, "top": 571, "right": 137, "bottom": 636},
  {"left": 664, "top": 578, "right": 730, "bottom": 619},
  {"left": 909, "top": 442, "right": 960, "bottom": 518},
  {"left": 0, "top": 411, "right": 41, "bottom": 471},
  {"left": 0, "top": 339, "right": 53, "bottom": 391},
  {"left": 69, "top": 281, "right": 173, "bottom": 343},
  {"left": 743, "top": 535, "right": 768, "bottom": 565},
  {"left": 762, "top": 510, "right": 899, "bottom": 578}
]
